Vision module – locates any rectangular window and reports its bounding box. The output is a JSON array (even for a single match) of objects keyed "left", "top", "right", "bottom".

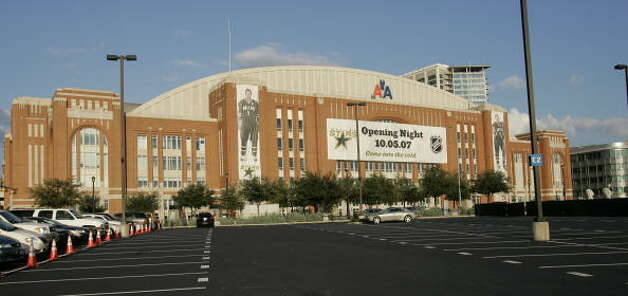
[
  {"left": 289, "top": 158, "right": 294, "bottom": 170},
  {"left": 299, "top": 139, "right": 304, "bottom": 152},
  {"left": 456, "top": 132, "right": 460, "bottom": 143},
  {"left": 151, "top": 135, "right": 158, "bottom": 150},
  {"left": 137, "top": 135, "right": 147, "bottom": 150},
  {"left": 463, "top": 133, "right": 468, "bottom": 143},
  {"left": 276, "top": 118, "right": 282, "bottom": 131},
  {"left": 277, "top": 138, "right": 283, "bottom": 151},
  {"left": 278, "top": 157, "right": 283, "bottom": 169},
  {"left": 196, "top": 156, "right": 206, "bottom": 171},
  {"left": 288, "top": 138, "right": 294, "bottom": 151},
  {"left": 288, "top": 119, "right": 293, "bottom": 131},
  {"left": 300, "top": 158, "right": 305, "bottom": 171},
  {"left": 196, "top": 137, "right": 205, "bottom": 151},
  {"left": 298, "top": 120, "right": 303, "bottom": 132},
  {"left": 137, "top": 155, "right": 147, "bottom": 171},
  {"left": 138, "top": 178, "right": 148, "bottom": 188},
  {"left": 163, "top": 135, "right": 181, "bottom": 150},
  {"left": 186, "top": 156, "right": 192, "bottom": 172}
]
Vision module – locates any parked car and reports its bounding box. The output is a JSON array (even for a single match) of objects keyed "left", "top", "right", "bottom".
[
  {"left": 31, "top": 209, "right": 108, "bottom": 231},
  {"left": 114, "top": 213, "right": 148, "bottom": 226},
  {"left": 26, "top": 216, "right": 89, "bottom": 244},
  {"left": 81, "top": 213, "right": 124, "bottom": 234},
  {"left": 0, "top": 210, "right": 55, "bottom": 241},
  {"left": 9, "top": 209, "right": 35, "bottom": 219},
  {"left": 196, "top": 213, "right": 215, "bottom": 228},
  {"left": 358, "top": 208, "right": 383, "bottom": 222},
  {"left": 367, "top": 207, "right": 416, "bottom": 224},
  {"left": 0, "top": 221, "right": 47, "bottom": 253},
  {"left": 0, "top": 235, "right": 26, "bottom": 264}
]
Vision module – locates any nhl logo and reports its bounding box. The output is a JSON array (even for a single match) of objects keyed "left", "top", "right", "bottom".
[{"left": 430, "top": 136, "right": 443, "bottom": 153}]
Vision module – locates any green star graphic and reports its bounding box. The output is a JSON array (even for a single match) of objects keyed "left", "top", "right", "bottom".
[
  {"left": 334, "top": 133, "right": 351, "bottom": 149},
  {"left": 244, "top": 167, "right": 254, "bottom": 177}
]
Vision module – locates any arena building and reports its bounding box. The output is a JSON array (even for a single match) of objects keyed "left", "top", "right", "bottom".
[{"left": 2, "top": 66, "right": 573, "bottom": 214}]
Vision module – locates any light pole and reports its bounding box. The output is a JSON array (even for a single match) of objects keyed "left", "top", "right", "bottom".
[
  {"left": 106, "top": 54, "right": 137, "bottom": 237},
  {"left": 614, "top": 64, "right": 627, "bottom": 107},
  {"left": 519, "top": 0, "right": 549, "bottom": 240},
  {"left": 347, "top": 102, "right": 366, "bottom": 213},
  {"left": 91, "top": 176, "right": 96, "bottom": 212}
]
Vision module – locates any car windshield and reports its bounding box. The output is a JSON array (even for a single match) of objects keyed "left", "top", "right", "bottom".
[
  {"left": 0, "top": 211, "right": 24, "bottom": 224},
  {"left": 0, "top": 221, "right": 18, "bottom": 231},
  {"left": 102, "top": 214, "right": 117, "bottom": 221},
  {"left": 70, "top": 210, "right": 83, "bottom": 218}
]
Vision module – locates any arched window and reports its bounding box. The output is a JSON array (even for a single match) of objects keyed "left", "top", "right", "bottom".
[{"left": 71, "top": 128, "right": 109, "bottom": 188}]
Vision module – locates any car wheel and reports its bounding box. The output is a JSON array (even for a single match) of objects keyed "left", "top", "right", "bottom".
[
  {"left": 373, "top": 217, "right": 381, "bottom": 224},
  {"left": 403, "top": 215, "right": 412, "bottom": 223}
]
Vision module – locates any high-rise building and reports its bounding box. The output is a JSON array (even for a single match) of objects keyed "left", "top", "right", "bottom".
[
  {"left": 402, "top": 64, "right": 490, "bottom": 104},
  {"left": 570, "top": 141, "right": 628, "bottom": 199}
]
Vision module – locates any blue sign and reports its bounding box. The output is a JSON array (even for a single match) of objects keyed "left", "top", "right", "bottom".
[{"left": 529, "top": 154, "right": 543, "bottom": 167}]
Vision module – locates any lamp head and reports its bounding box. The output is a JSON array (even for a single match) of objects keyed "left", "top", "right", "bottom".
[
  {"left": 106, "top": 55, "right": 119, "bottom": 61},
  {"left": 614, "top": 64, "right": 627, "bottom": 70}
]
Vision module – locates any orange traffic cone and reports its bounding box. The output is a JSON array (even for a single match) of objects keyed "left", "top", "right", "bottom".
[
  {"left": 116, "top": 229, "right": 121, "bottom": 239},
  {"left": 87, "top": 231, "right": 94, "bottom": 248},
  {"left": 105, "top": 229, "right": 112, "bottom": 242},
  {"left": 49, "top": 239, "right": 59, "bottom": 261},
  {"left": 66, "top": 234, "right": 74, "bottom": 254},
  {"left": 157, "top": 223, "right": 161, "bottom": 231},
  {"left": 95, "top": 230, "right": 103, "bottom": 245},
  {"left": 26, "top": 241, "right": 38, "bottom": 268},
  {"left": 129, "top": 226, "right": 134, "bottom": 236}
]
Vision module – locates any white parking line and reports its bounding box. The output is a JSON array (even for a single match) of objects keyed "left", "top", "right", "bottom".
[
  {"left": 457, "top": 252, "right": 472, "bottom": 256},
  {"left": 22, "top": 261, "right": 204, "bottom": 273},
  {"left": 503, "top": 260, "right": 522, "bottom": 264},
  {"left": 484, "top": 251, "right": 628, "bottom": 259},
  {"left": 200, "top": 265, "right": 209, "bottom": 269},
  {"left": 414, "top": 240, "right": 531, "bottom": 246},
  {"left": 393, "top": 236, "right": 497, "bottom": 243},
  {"left": 424, "top": 246, "right": 435, "bottom": 249},
  {"left": 198, "top": 278, "right": 209, "bottom": 283},
  {"left": 444, "top": 244, "right": 578, "bottom": 252},
  {"left": 74, "top": 248, "right": 204, "bottom": 256},
  {"left": 58, "top": 286, "right": 206, "bottom": 296},
  {"left": 566, "top": 272, "right": 593, "bottom": 277},
  {"left": 0, "top": 272, "right": 208, "bottom": 286},
  {"left": 51, "top": 254, "right": 204, "bottom": 263},
  {"left": 540, "top": 262, "right": 628, "bottom": 269}
]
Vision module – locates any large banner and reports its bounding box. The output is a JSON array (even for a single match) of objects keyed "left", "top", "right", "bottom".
[
  {"left": 237, "top": 84, "right": 261, "bottom": 180},
  {"left": 491, "top": 111, "right": 507, "bottom": 174},
  {"left": 327, "top": 119, "right": 447, "bottom": 163}
]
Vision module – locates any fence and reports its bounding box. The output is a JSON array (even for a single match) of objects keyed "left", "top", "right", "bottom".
[{"left": 475, "top": 199, "right": 628, "bottom": 217}]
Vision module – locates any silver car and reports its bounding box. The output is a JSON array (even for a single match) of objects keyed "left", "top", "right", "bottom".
[{"left": 367, "top": 207, "right": 416, "bottom": 224}]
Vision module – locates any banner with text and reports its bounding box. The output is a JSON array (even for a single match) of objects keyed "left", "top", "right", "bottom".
[{"left": 327, "top": 119, "right": 447, "bottom": 163}]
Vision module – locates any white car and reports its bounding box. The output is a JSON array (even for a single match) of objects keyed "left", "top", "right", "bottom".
[
  {"left": 32, "top": 209, "right": 108, "bottom": 231},
  {"left": 0, "top": 220, "right": 47, "bottom": 253},
  {"left": 82, "top": 213, "right": 123, "bottom": 234},
  {"left": 0, "top": 210, "right": 54, "bottom": 240}
]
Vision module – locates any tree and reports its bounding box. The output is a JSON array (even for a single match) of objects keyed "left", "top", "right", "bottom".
[
  {"left": 271, "top": 179, "right": 291, "bottom": 209},
  {"left": 443, "top": 174, "right": 472, "bottom": 209},
  {"left": 292, "top": 173, "right": 342, "bottom": 213},
  {"left": 395, "top": 177, "right": 424, "bottom": 207},
  {"left": 31, "top": 179, "right": 81, "bottom": 208},
  {"left": 77, "top": 192, "right": 106, "bottom": 213},
  {"left": 173, "top": 184, "right": 215, "bottom": 214},
  {"left": 337, "top": 175, "right": 357, "bottom": 217},
  {"left": 126, "top": 192, "right": 159, "bottom": 213},
  {"left": 219, "top": 186, "right": 245, "bottom": 217},
  {"left": 420, "top": 167, "right": 451, "bottom": 208},
  {"left": 363, "top": 174, "right": 396, "bottom": 206},
  {"left": 472, "top": 170, "right": 510, "bottom": 202},
  {"left": 239, "top": 177, "right": 276, "bottom": 216}
]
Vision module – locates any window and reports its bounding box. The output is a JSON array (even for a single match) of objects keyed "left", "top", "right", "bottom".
[
  {"left": 138, "top": 178, "right": 148, "bottom": 188},
  {"left": 276, "top": 118, "right": 282, "bottom": 131},
  {"left": 196, "top": 137, "right": 205, "bottom": 151},
  {"left": 163, "top": 156, "right": 182, "bottom": 170},
  {"left": 298, "top": 120, "right": 303, "bottom": 132},
  {"left": 151, "top": 135, "right": 158, "bottom": 149},
  {"left": 137, "top": 135, "right": 147, "bottom": 150},
  {"left": 56, "top": 211, "right": 74, "bottom": 220},
  {"left": 463, "top": 133, "right": 468, "bottom": 143},
  {"left": 288, "top": 139, "right": 294, "bottom": 151},
  {"left": 196, "top": 157, "right": 206, "bottom": 171},
  {"left": 300, "top": 158, "right": 305, "bottom": 171},
  {"left": 289, "top": 158, "right": 295, "bottom": 171},
  {"left": 163, "top": 135, "right": 181, "bottom": 150},
  {"left": 137, "top": 155, "right": 147, "bottom": 170},
  {"left": 278, "top": 157, "right": 284, "bottom": 169},
  {"left": 39, "top": 210, "right": 53, "bottom": 219},
  {"left": 456, "top": 132, "right": 460, "bottom": 143},
  {"left": 299, "top": 139, "right": 304, "bottom": 152},
  {"left": 197, "top": 179, "right": 206, "bottom": 186},
  {"left": 277, "top": 138, "right": 283, "bottom": 151},
  {"left": 152, "top": 156, "right": 158, "bottom": 171},
  {"left": 186, "top": 156, "right": 192, "bottom": 171},
  {"left": 288, "top": 119, "right": 293, "bottom": 130}
]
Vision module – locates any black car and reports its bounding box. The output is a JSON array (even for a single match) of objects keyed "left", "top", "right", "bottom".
[
  {"left": 0, "top": 235, "right": 26, "bottom": 264},
  {"left": 25, "top": 216, "right": 89, "bottom": 245},
  {"left": 196, "top": 213, "right": 215, "bottom": 228}
]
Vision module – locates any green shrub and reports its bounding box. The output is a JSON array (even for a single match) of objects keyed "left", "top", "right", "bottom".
[
  {"left": 417, "top": 208, "right": 445, "bottom": 217},
  {"left": 217, "top": 212, "right": 326, "bottom": 225}
]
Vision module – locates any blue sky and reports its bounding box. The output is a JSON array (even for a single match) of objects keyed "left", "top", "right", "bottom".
[{"left": 1, "top": 0, "right": 626, "bottom": 160}]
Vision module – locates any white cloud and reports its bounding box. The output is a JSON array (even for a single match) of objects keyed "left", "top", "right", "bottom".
[
  {"left": 508, "top": 108, "right": 628, "bottom": 139},
  {"left": 500, "top": 75, "right": 525, "bottom": 89},
  {"left": 234, "top": 44, "right": 339, "bottom": 68},
  {"left": 172, "top": 59, "right": 205, "bottom": 68},
  {"left": 569, "top": 74, "right": 584, "bottom": 87},
  {"left": 46, "top": 48, "right": 88, "bottom": 56}
]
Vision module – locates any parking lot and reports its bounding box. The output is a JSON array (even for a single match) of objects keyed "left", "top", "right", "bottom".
[{"left": 0, "top": 228, "right": 212, "bottom": 296}]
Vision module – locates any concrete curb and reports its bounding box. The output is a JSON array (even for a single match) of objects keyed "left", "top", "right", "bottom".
[
  {"left": 415, "top": 215, "right": 475, "bottom": 220},
  {"left": 217, "top": 220, "right": 351, "bottom": 227}
]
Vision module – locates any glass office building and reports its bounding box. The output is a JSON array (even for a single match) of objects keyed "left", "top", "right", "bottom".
[
  {"left": 571, "top": 141, "right": 628, "bottom": 199},
  {"left": 402, "top": 64, "right": 490, "bottom": 104}
]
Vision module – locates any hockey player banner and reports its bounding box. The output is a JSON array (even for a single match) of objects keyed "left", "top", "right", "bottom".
[
  {"left": 326, "top": 118, "right": 447, "bottom": 164},
  {"left": 237, "top": 84, "right": 261, "bottom": 180},
  {"left": 491, "top": 111, "right": 507, "bottom": 175}
]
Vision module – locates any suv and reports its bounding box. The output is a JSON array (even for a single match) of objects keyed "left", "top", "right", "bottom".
[
  {"left": 82, "top": 213, "right": 124, "bottom": 234},
  {"left": 32, "top": 209, "right": 108, "bottom": 231}
]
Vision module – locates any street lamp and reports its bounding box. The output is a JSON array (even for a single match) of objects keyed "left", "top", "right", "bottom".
[
  {"left": 519, "top": 0, "right": 549, "bottom": 240},
  {"left": 347, "top": 102, "right": 366, "bottom": 213},
  {"left": 106, "top": 54, "right": 137, "bottom": 237},
  {"left": 614, "top": 64, "right": 627, "bottom": 107},
  {"left": 91, "top": 176, "right": 96, "bottom": 213}
]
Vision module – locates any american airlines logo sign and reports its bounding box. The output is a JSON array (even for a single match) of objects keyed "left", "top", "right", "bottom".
[{"left": 371, "top": 79, "right": 393, "bottom": 100}]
